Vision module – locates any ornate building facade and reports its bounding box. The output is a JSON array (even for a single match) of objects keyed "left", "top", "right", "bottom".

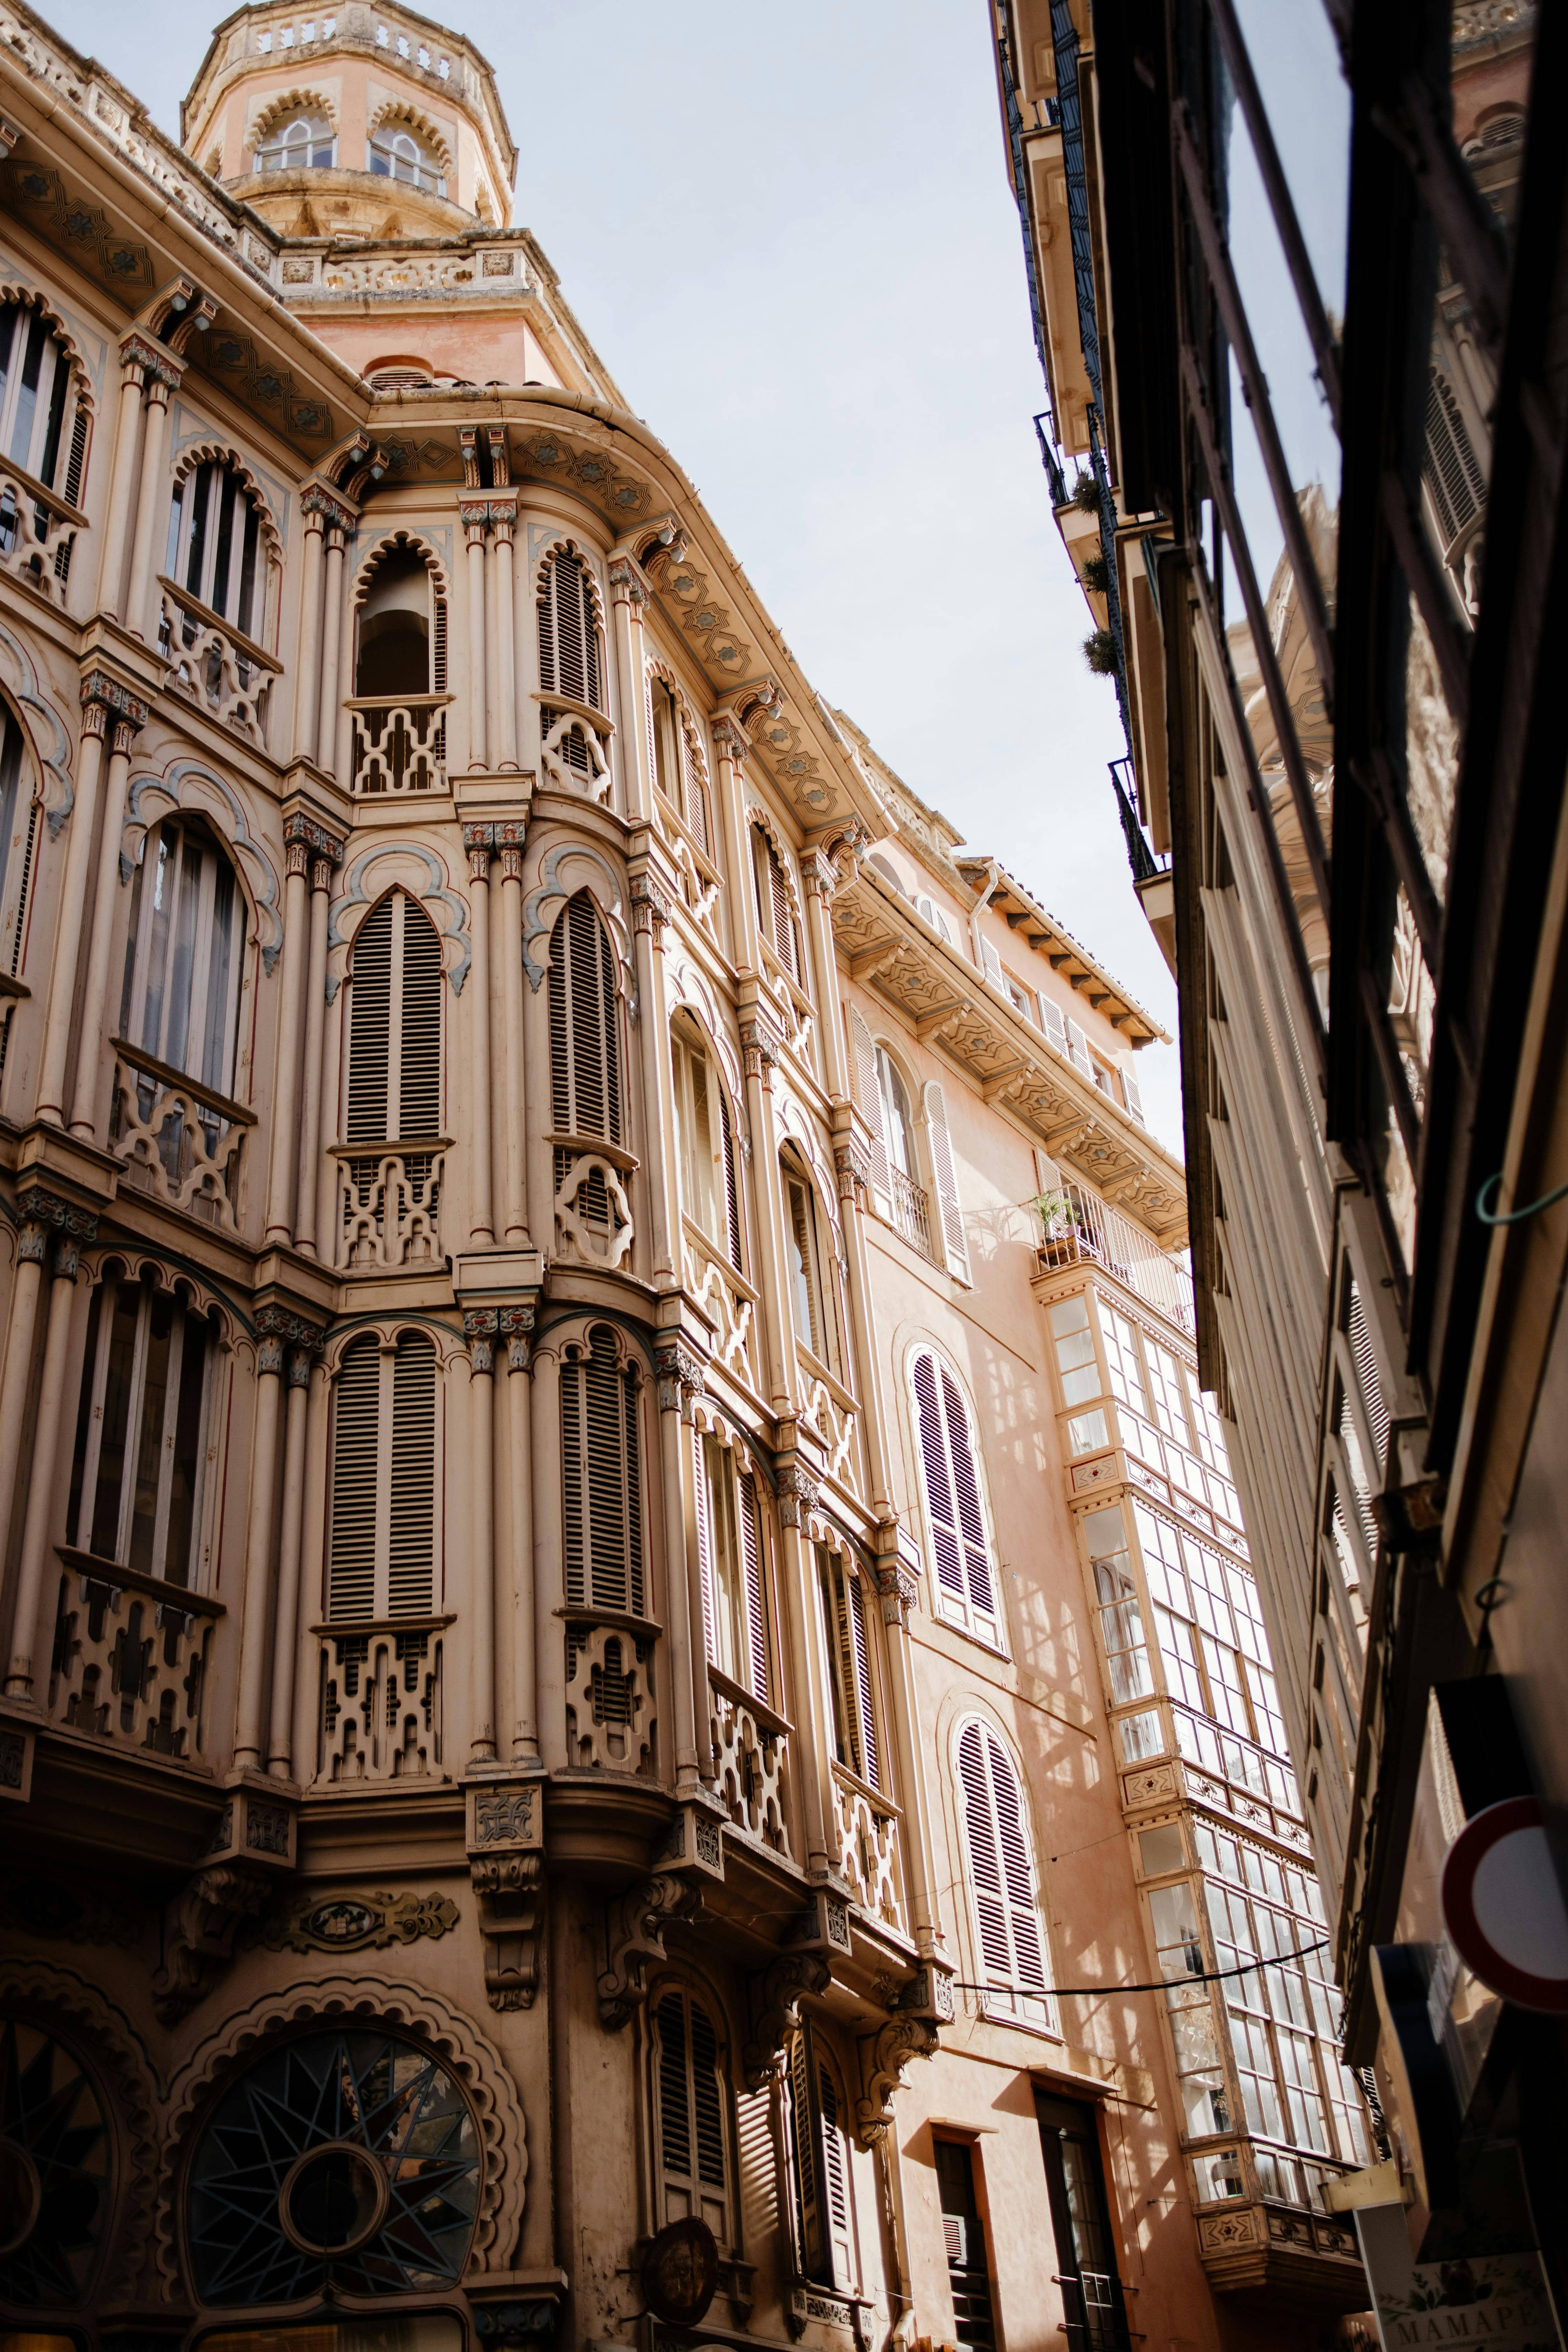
[{"left": 0, "top": 7, "right": 1365, "bottom": 2352}]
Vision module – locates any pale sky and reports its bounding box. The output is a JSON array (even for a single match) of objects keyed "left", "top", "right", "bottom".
[{"left": 56, "top": 0, "right": 1185, "bottom": 1155}]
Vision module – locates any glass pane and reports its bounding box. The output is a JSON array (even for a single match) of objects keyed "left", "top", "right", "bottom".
[
  {"left": 1229, "top": 0, "right": 1351, "bottom": 325},
  {"left": 128, "top": 1291, "right": 175, "bottom": 1574},
  {"left": 163, "top": 1313, "right": 208, "bottom": 1587},
  {"left": 90, "top": 1283, "right": 143, "bottom": 1560}
]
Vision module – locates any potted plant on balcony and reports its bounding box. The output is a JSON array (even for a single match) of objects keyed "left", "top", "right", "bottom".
[{"left": 1032, "top": 1189, "right": 1083, "bottom": 1268}]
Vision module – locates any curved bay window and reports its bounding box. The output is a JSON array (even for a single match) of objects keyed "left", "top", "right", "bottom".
[
  {"left": 187, "top": 2028, "right": 480, "bottom": 2305},
  {"left": 651, "top": 1984, "right": 733, "bottom": 2247},
  {"left": 0, "top": 296, "right": 89, "bottom": 595},
  {"left": 353, "top": 542, "right": 448, "bottom": 794},
  {"left": 113, "top": 816, "right": 246, "bottom": 1227},
  {"left": 0, "top": 2019, "right": 110, "bottom": 2309},
  {"left": 550, "top": 893, "right": 631, "bottom": 1266},
  {"left": 368, "top": 120, "right": 446, "bottom": 195},
  {"left": 66, "top": 1272, "right": 214, "bottom": 1586},
  {"left": 253, "top": 108, "right": 336, "bottom": 170},
  {"left": 538, "top": 547, "right": 606, "bottom": 786}
]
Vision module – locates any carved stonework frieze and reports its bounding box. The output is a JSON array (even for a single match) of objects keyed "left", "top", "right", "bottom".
[
  {"left": 598, "top": 1875, "right": 701, "bottom": 2030},
  {"left": 466, "top": 1777, "right": 546, "bottom": 2011},
  {"left": 742, "top": 1951, "right": 830, "bottom": 2091},
  {"left": 17, "top": 1186, "right": 99, "bottom": 1246},
  {"left": 469, "top": 1781, "right": 543, "bottom": 1852},
  {"left": 152, "top": 1863, "right": 273, "bottom": 2025},
  {"left": 855, "top": 2012, "right": 939, "bottom": 2147},
  {"left": 79, "top": 667, "right": 149, "bottom": 730},
  {"left": 250, "top": 1889, "right": 460, "bottom": 1955}
]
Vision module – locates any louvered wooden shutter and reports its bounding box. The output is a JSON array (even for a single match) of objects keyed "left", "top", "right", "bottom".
[
  {"left": 719, "top": 1086, "right": 743, "bottom": 1270},
  {"left": 818, "top": 2063, "right": 853, "bottom": 2288},
  {"left": 328, "top": 1336, "right": 380, "bottom": 1619},
  {"left": 687, "top": 763, "right": 712, "bottom": 858},
  {"left": 913, "top": 1355, "right": 998, "bottom": 1642},
  {"left": 550, "top": 892, "right": 620, "bottom": 1144},
  {"left": 788, "top": 2028, "right": 825, "bottom": 2283},
  {"left": 399, "top": 898, "right": 442, "bottom": 1139},
  {"left": 848, "top": 1007, "right": 890, "bottom": 1201},
  {"left": 770, "top": 848, "right": 799, "bottom": 983},
  {"left": 694, "top": 1430, "right": 717, "bottom": 1664},
  {"left": 561, "top": 1328, "right": 644, "bottom": 1617},
  {"left": 653, "top": 1989, "right": 729, "bottom": 2241},
  {"left": 736, "top": 2081, "right": 775, "bottom": 2260},
  {"left": 328, "top": 1331, "right": 436, "bottom": 1619},
  {"left": 388, "top": 1333, "right": 436, "bottom": 1615},
  {"left": 539, "top": 552, "right": 602, "bottom": 709},
  {"left": 345, "top": 898, "right": 393, "bottom": 1143},
  {"left": 738, "top": 1471, "right": 770, "bottom": 1704},
  {"left": 64, "top": 405, "right": 88, "bottom": 508},
  {"left": 924, "top": 1081, "right": 969, "bottom": 1279},
  {"left": 847, "top": 1575, "right": 881, "bottom": 1792},
  {"left": 347, "top": 891, "right": 441, "bottom": 1143},
  {"left": 957, "top": 1721, "right": 1048, "bottom": 2017},
  {"left": 943, "top": 1366, "right": 997, "bottom": 1634}
]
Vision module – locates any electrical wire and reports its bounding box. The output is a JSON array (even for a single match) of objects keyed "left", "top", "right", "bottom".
[{"left": 947, "top": 1935, "right": 1329, "bottom": 2002}]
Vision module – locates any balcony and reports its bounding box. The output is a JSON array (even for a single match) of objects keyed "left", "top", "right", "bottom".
[
  {"left": 315, "top": 1622, "right": 446, "bottom": 1783},
  {"left": 110, "top": 1040, "right": 252, "bottom": 1233},
  {"left": 563, "top": 1612, "right": 658, "bottom": 1774},
  {"left": 335, "top": 1143, "right": 447, "bottom": 1268},
  {"left": 889, "top": 1166, "right": 936, "bottom": 1259},
  {"left": 158, "top": 579, "right": 279, "bottom": 748},
  {"left": 709, "top": 1667, "right": 793, "bottom": 1856},
  {"left": 350, "top": 694, "right": 449, "bottom": 794},
  {"left": 0, "top": 462, "right": 82, "bottom": 606},
  {"left": 1038, "top": 1178, "right": 1194, "bottom": 1332},
  {"left": 683, "top": 1219, "right": 759, "bottom": 1388},
  {"left": 551, "top": 1135, "right": 635, "bottom": 1270},
  {"left": 49, "top": 1552, "right": 219, "bottom": 1762},
  {"left": 1189, "top": 2139, "right": 1364, "bottom": 2305},
  {"left": 830, "top": 1762, "right": 903, "bottom": 1931}
]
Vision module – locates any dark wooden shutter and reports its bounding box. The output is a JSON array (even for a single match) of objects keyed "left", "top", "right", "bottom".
[
  {"left": 550, "top": 892, "right": 620, "bottom": 1144},
  {"left": 848, "top": 1575, "right": 880, "bottom": 1792},
  {"left": 738, "top": 1471, "right": 770, "bottom": 1704},
  {"left": 387, "top": 1331, "right": 436, "bottom": 1616},
  {"left": 540, "top": 552, "right": 602, "bottom": 709},
  {"left": 562, "top": 1328, "right": 644, "bottom": 1619},
  {"left": 398, "top": 896, "right": 442, "bottom": 1139},
  {"left": 345, "top": 897, "right": 394, "bottom": 1143},
  {"left": 328, "top": 1337, "right": 380, "bottom": 1621},
  {"left": 913, "top": 1353, "right": 965, "bottom": 1615},
  {"left": 817, "top": 2063, "right": 853, "bottom": 2287},
  {"left": 694, "top": 1429, "right": 717, "bottom": 1663},
  {"left": 719, "top": 1085, "right": 743, "bottom": 1270},
  {"left": 656, "top": 1991, "right": 692, "bottom": 2180}
]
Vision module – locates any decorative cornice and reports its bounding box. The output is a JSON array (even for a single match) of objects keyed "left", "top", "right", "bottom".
[
  {"left": 608, "top": 555, "right": 652, "bottom": 609},
  {"left": 710, "top": 711, "right": 750, "bottom": 764},
  {"left": 301, "top": 482, "right": 357, "bottom": 533},
  {"left": 16, "top": 1187, "right": 98, "bottom": 1246}
]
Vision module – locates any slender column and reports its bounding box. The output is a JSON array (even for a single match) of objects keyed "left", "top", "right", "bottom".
[
  {"left": 291, "top": 1356, "right": 332, "bottom": 1779},
  {"left": 531, "top": 1345, "right": 566, "bottom": 1771},
  {"left": 265, "top": 832, "right": 312, "bottom": 1244},
  {"left": 294, "top": 841, "right": 341, "bottom": 1259},
  {"left": 512, "top": 522, "right": 536, "bottom": 769},
  {"left": 712, "top": 713, "right": 761, "bottom": 972},
  {"left": 464, "top": 510, "right": 489, "bottom": 770},
  {"left": 315, "top": 983, "right": 345, "bottom": 1267},
  {"left": 631, "top": 881, "right": 677, "bottom": 1282},
  {"left": 655, "top": 1346, "right": 704, "bottom": 1793},
  {"left": 124, "top": 369, "right": 175, "bottom": 642},
  {"left": 316, "top": 526, "right": 346, "bottom": 783},
  {"left": 0, "top": 1203, "right": 51, "bottom": 1625},
  {"left": 524, "top": 951, "right": 554, "bottom": 1266},
  {"left": 68, "top": 714, "right": 144, "bottom": 1139},
  {"left": 503, "top": 1308, "right": 538, "bottom": 1759},
  {"left": 742, "top": 1023, "right": 796, "bottom": 1414},
  {"left": 35, "top": 688, "right": 124, "bottom": 1127},
  {"left": 492, "top": 506, "right": 519, "bottom": 769},
  {"left": 499, "top": 838, "right": 529, "bottom": 1243},
  {"left": 266, "top": 1342, "right": 316, "bottom": 1777},
  {"left": 836, "top": 1154, "right": 895, "bottom": 1517},
  {"left": 94, "top": 351, "right": 147, "bottom": 623},
  {"left": 5, "top": 1220, "right": 90, "bottom": 1698},
  {"left": 874, "top": 1554, "right": 941, "bottom": 1954},
  {"left": 608, "top": 557, "right": 653, "bottom": 822},
  {"left": 293, "top": 501, "right": 327, "bottom": 764},
  {"left": 234, "top": 1318, "right": 287, "bottom": 1770},
  {"left": 465, "top": 830, "right": 495, "bottom": 1246},
  {"left": 802, "top": 852, "right": 853, "bottom": 1100},
  {"left": 776, "top": 1469, "right": 832, "bottom": 1874},
  {"left": 466, "top": 1314, "right": 498, "bottom": 1763}
]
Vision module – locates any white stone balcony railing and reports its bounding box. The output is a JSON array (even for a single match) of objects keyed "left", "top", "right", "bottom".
[
  {"left": 709, "top": 1666, "right": 793, "bottom": 1856},
  {"left": 889, "top": 1167, "right": 935, "bottom": 1260},
  {"left": 110, "top": 1040, "right": 253, "bottom": 1233},
  {"left": 683, "top": 1219, "right": 758, "bottom": 1387},
  {"left": 551, "top": 1135, "right": 635, "bottom": 1270},
  {"left": 158, "top": 579, "right": 279, "bottom": 747},
  {"left": 0, "top": 463, "right": 83, "bottom": 604},
  {"left": 49, "top": 1550, "right": 220, "bottom": 1761},
  {"left": 350, "top": 694, "right": 449, "bottom": 794},
  {"left": 315, "top": 1622, "right": 447, "bottom": 1784},
  {"left": 798, "top": 1347, "right": 862, "bottom": 1497},
  {"left": 335, "top": 1142, "right": 447, "bottom": 1269},
  {"left": 1037, "top": 1177, "right": 1195, "bottom": 1333},
  {"left": 830, "top": 1762, "right": 903, "bottom": 1931},
  {"left": 562, "top": 1610, "right": 658, "bottom": 1774}
]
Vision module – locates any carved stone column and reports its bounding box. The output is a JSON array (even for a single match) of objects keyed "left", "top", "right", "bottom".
[
  {"left": 69, "top": 706, "right": 147, "bottom": 1139},
  {"left": 529, "top": 1340, "right": 565, "bottom": 1771},
  {"left": 466, "top": 1311, "right": 498, "bottom": 1764},
  {"left": 656, "top": 1337, "right": 708, "bottom": 1795},
  {"left": 36, "top": 678, "right": 139, "bottom": 1130},
  {"left": 5, "top": 1209, "right": 94, "bottom": 1699},
  {"left": 608, "top": 555, "right": 653, "bottom": 822},
  {"left": 742, "top": 1018, "right": 795, "bottom": 1415},
  {"left": 800, "top": 845, "right": 858, "bottom": 1101},
  {"left": 293, "top": 496, "right": 327, "bottom": 764},
  {"left": 265, "top": 830, "right": 313, "bottom": 1245},
  {"left": 503, "top": 1306, "right": 538, "bottom": 1760},
  {"left": 712, "top": 711, "right": 761, "bottom": 972},
  {"left": 463, "top": 506, "right": 489, "bottom": 771},
  {"left": 776, "top": 1462, "right": 832, "bottom": 1876},
  {"left": 124, "top": 352, "right": 180, "bottom": 641},
  {"left": 872, "top": 1535, "right": 943, "bottom": 1960},
  {"left": 631, "top": 876, "right": 677, "bottom": 1283},
  {"left": 499, "top": 833, "right": 530, "bottom": 1244},
  {"left": 233, "top": 1312, "right": 291, "bottom": 1770},
  {"left": 0, "top": 1201, "right": 51, "bottom": 1640},
  {"left": 316, "top": 524, "right": 347, "bottom": 784},
  {"left": 834, "top": 1124, "right": 895, "bottom": 1519},
  {"left": 267, "top": 1335, "right": 323, "bottom": 1779},
  {"left": 491, "top": 501, "right": 519, "bottom": 769},
  {"left": 293, "top": 827, "right": 343, "bottom": 1261},
  {"left": 93, "top": 344, "right": 148, "bottom": 623}
]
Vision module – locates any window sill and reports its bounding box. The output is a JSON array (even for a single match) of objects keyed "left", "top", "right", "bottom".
[{"left": 56, "top": 1546, "right": 225, "bottom": 1616}]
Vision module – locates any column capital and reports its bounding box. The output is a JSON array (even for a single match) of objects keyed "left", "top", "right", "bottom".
[
  {"left": 118, "top": 330, "right": 182, "bottom": 391},
  {"left": 79, "top": 669, "right": 149, "bottom": 733},
  {"left": 500, "top": 1302, "right": 535, "bottom": 1372},
  {"left": 802, "top": 849, "right": 840, "bottom": 902},
  {"left": 710, "top": 711, "right": 750, "bottom": 764},
  {"left": 874, "top": 1561, "right": 919, "bottom": 1630},
  {"left": 834, "top": 1135, "right": 871, "bottom": 1206},
  {"left": 776, "top": 1462, "right": 820, "bottom": 1528},
  {"left": 256, "top": 1305, "right": 327, "bottom": 1353},
  {"left": 740, "top": 1020, "right": 778, "bottom": 1085},
  {"left": 630, "top": 873, "right": 671, "bottom": 938},
  {"left": 282, "top": 811, "right": 345, "bottom": 867},
  {"left": 16, "top": 1186, "right": 99, "bottom": 1246},
  {"left": 464, "top": 1307, "right": 500, "bottom": 1374},
  {"left": 608, "top": 554, "right": 653, "bottom": 610},
  {"left": 655, "top": 1337, "right": 706, "bottom": 1419},
  {"left": 460, "top": 499, "right": 492, "bottom": 540},
  {"left": 300, "top": 482, "right": 357, "bottom": 534}
]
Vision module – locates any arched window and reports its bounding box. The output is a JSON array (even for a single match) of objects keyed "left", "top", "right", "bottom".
[
  {"left": 344, "top": 890, "right": 443, "bottom": 1145},
  {"left": 781, "top": 1154, "right": 833, "bottom": 1368},
  {"left": 165, "top": 457, "right": 267, "bottom": 641},
  {"left": 0, "top": 2023, "right": 111, "bottom": 2307},
  {"left": 0, "top": 298, "right": 86, "bottom": 502},
  {"left": 815, "top": 1544, "right": 880, "bottom": 1790},
  {"left": 652, "top": 677, "right": 711, "bottom": 853},
  {"left": 254, "top": 108, "right": 336, "bottom": 170},
  {"left": 328, "top": 1329, "right": 439, "bottom": 1619},
  {"left": 671, "top": 1019, "right": 741, "bottom": 1268},
  {"left": 353, "top": 544, "right": 447, "bottom": 792},
  {"left": 549, "top": 894, "right": 628, "bottom": 1261},
  {"left": 368, "top": 121, "right": 446, "bottom": 195},
  {"left": 0, "top": 699, "right": 37, "bottom": 988},
  {"left": 911, "top": 1353, "right": 999, "bottom": 1646},
  {"left": 751, "top": 823, "right": 801, "bottom": 984},
  {"left": 67, "top": 1274, "right": 213, "bottom": 1586},
  {"left": 651, "top": 1985, "right": 732, "bottom": 2247},
  {"left": 786, "top": 2025, "right": 856, "bottom": 2291},
  {"left": 696, "top": 1436, "right": 770, "bottom": 1702},
  {"left": 560, "top": 1326, "right": 644, "bottom": 1616},
  {"left": 955, "top": 1718, "right": 1052, "bottom": 2028},
  {"left": 539, "top": 548, "right": 603, "bottom": 709},
  {"left": 119, "top": 816, "right": 243, "bottom": 1099}
]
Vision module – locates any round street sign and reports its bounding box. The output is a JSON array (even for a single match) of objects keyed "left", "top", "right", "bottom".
[
  {"left": 641, "top": 2215, "right": 720, "bottom": 2326},
  {"left": 1441, "top": 1794, "right": 1568, "bottom": 2014}
]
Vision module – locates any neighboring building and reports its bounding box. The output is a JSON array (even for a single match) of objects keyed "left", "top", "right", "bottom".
[
  {"left": 992, "top": 0, "right": 1568, "bottom": 2329},
  {"left": 0, "top": 6, "right": 1365, "bottom": 2352}
]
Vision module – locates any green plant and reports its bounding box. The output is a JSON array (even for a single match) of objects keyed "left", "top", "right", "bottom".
[
  {"left": 1072, "top": 471, "right": 1100, "bottom": 513},
  {"left": 1033, "top": 1189, "right": 1082, "bottom": 1238},
  {"left": 1083, "top": 629, "right": 1118, "bottom": 675},
  {"left": 1082, "top": 552, "right": 1110, "bottom": 593}
]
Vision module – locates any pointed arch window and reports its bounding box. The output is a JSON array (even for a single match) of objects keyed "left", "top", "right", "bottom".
[
  {"left": 0, "top": 299, "right": 86, "bottom": 503},
  {"left": 651, "top": 1985, "right": 733, "bottom": 2247},
  {"left": 560, "top": 1326, "right": 644, "bottom": 1617},
  {"left": 368, "top": 121, "right": 445, "bottom": 195},
  {"left": 549, "top": 893, "right": 629, "bottom": 1260},
  {"left": 672, "top": 1019, "right": 741, "bottom": 1268},
  {"left": 118, "top": 812, "right": 244, "bottom": 1121},
  {"left": 786, "top": 2023, "right": 856, "bottom": 2291},
  {"left": 911, "top": 1353, "right": 999, "bottom": 1647},
  {"left": 0, "top": 699, "right": 34, "bottom": 987},
  {"left": 751, "top": 824, "right": 802, "bottom": 984},
  {"left": 652, "top": 677, "right": 712, "bottom": 853},
  {"left": 538, "top": 547, "right": 604, "bottom": 777},
  {"left": 327, "top": 1330, "right": 439, "bottom": 1620},
  {"left": 165, "top": 459, "right": 267, "bottom": 640},
  {"left": 345, "top": 890, "right": 443, "bottom": 1145},
  {"left": 696, "top": 1436, "right": 771, "bottom": 1703},
  {"left": 782, "top": 1155, "right": 835, "bottom": 1372},
  {"left": 956, "top": 1718, "right": 1053, "bottom": 2029},
  {"left": 255, "top": 108, "right": 336, "bottom": 170},
  {"left": 815, "top": 1545, "right": 880, "bottom": 1791},
  {"left": 67, "top": 1275, "right": 213, "bottom": 1586}
]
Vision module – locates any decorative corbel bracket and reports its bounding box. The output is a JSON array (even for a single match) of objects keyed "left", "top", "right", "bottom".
[
  {"left": 742, "top": 1950, "right": 830, "bottom": 2091},
  {"left": 467, "top": 1779, "right": 546, "bottom": 2011},
  {"left": 151, "top": 1862, "right": 273, "bottom": 2026},
  {"left": 597, "top": 1874, "right": 701, "bottom": 2030},
  {"left": 854, "top": 2011, "right": 939, "bottom": 2148}
]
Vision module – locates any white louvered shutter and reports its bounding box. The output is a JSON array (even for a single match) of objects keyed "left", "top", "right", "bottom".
[
  {"left": 550, "top": 892, "right": 620, "bottom": 1144},
  {"left": 912, "top": 1355, "right": 999, "bottom": 1644},
  {"left": 398, "top": 900, "right": 443, "bottom": 1139},
  {"left": 957, "top": 1721, "right": 1050, "bottom": 2024},
  {"left": 980, "top": 938, "right": 1003, "bottom": 987},
  {"left": 818, "top": 2063, "right": 854, "bottom": 2289},
  {"left": 347, "top": 891, "right": 442, "bottom": 1144},
  {"left": 1040, "top": 994, "right": 1069, "bottom": 1058},
  {"left": 328, "top": 1336, "right": 380, "bottom": 1620},
  {"left": 345, "top": 899, "right": 393, "bottom": 1143},
  {"left": 848, "top": 1006, "right": 890, "bottom": 1204},
  {"left": 561, "top": 1328, "right": 644, "bottom": 1617},
  {"left": 923, "top": 1080, "right": 970, "bottom": 1280},
  {"left": 738, "top": 1471, "right": 770, "bottom": 1704},
  {"left": 694, "top": 1430, "right": 717, "bottom": 1664},
  {"left": 1066, "top": 1016, "right": 1093, "bottom": 1076},
  {"left": 1121, "top": 1064, "right": 1144, "bottom": 1124}
]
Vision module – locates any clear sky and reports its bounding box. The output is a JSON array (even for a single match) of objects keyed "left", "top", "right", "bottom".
[{"left": 57, "top": 0, "right": 1185, "bottom": 1155}]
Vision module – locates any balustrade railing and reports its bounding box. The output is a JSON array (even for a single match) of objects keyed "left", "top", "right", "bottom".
[
  {"left": 158, "top": 580, "right": 278, "bottom": 746},
  {"left": 829, "top": 1763, "right": 903, "bottom": 1930},
  {"left": 1038, "top": 1177, "right": 1194, "bottom": 1332},
  {"left": 315, "top": 1623, "right": 446, "bottom": 1783},
  {"left": 683, "top": 1220, "right": 758, "bottom": 1386},
  {"left": 563, "top": 1613, "right": 657, "bottom": 1774},
  {"left": 49, "top": 1552, "right": 218, "bottom": 1760},
  {"left": 350, "top": 695, "right": 449, "bottom": 794},
  {"left": 889, "top": 1167, "right": 935, "bottom": 1260},
  {"left": 336, "top": 1143, "right": 446, "bottom": 1268},
  {"left": 709, "top": 1667, "right": 792, "bottom": 1856},
  {"left": 110, "top": 1040, "right": 252, "bottom": 1232},
  {"left": 798, "top": 1349, "right": 862, "bottom": 1496},
  {"left": 0, "top": 465, "right": 81, "bottom": 605},
  {"left": 551, "top": 1135, "right": 635, "bottom": 1269}
]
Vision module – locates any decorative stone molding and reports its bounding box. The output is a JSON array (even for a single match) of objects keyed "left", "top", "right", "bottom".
[
  {"left": 597, "top": 1875, "right": 701, "bottom": 2030},
  {"left": 655, "top": 1336, "right": 706, "bottom": 1419},
  {"left": 158, "top": 1977, "right": 528, "bottom": 2290},
  {"left": 151, "top": 1862, "right": 274, "bottom": 2026},
  {"left": 466, "top": 1307, "right": 499, "bottom": 1374},
  {"left": 250, "top": 1889, "right": 460, "bottom": 1955},
  {"left": 16, "top": 1186, "right": 99, "bottom": 1247},
  {"left": 742, "top": 1950, "right": 830, "bottom": 2090},
  {"left": 740, "top": 1020, "right": 778, "bottom": 1085},
  {"left": 855, "top": 2012, "right": 939, "bottom": 2147},
  {"left": 709, "top": 710, "right": 750, "bottom": 765},
  {"left": 80, "top": 669, "right": 149, "bottom": 732},
  {"left": 776, "top": 1463, "right": 819, "bottom": 1530},
  {"left": 608, "top": 554, "right": 653, "bottom": 608},
  {"left": 468, "top": 1778, "right": 546, "bottom": 2012},
  {"left": 630, "top": 872, "right": 671, "bottom": 938},
  {"left": 874, "top": 1561, "right": 918, "bottom": 1631},
  {"left": 282, "top": 810, "right": 344, "bottom": 865},
  {"left": 117, "top": 329, "right": 182, "bottom": 390},
  {"left": 300, "top": 479, "right": 357, "bottom": 534}
]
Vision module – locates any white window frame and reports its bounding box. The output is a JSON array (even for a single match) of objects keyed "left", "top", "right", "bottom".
[
  {"left": 254, "top": 110, "right": 336, "bottom": 170},
  {"left": 0, "top": 300, "right": 78, "bottom": 495},
  {"left": 953, "top": 1714, "right": 1056, "bottom": 2033},
  {"left": 119, "top": 816, "right": 244, "bottom": 1098}
]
